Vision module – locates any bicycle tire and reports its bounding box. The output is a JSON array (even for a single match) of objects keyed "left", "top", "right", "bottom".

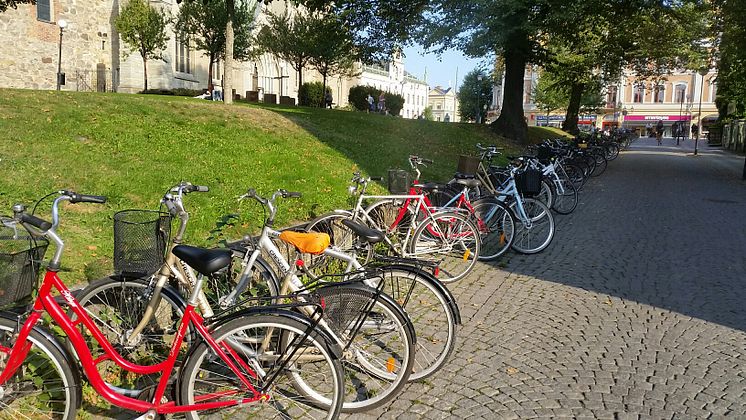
[
  {"left": 313, "top": 282, "right": 416, "bottom": 412},
  {"left": 178, "top": 313, "right": 344, "bottom": 419},
  {"left": 590, "top": 153, "right": 607, "bottom": 177},
  {"left": 304, "top": 211, "right": 373, "bottom": 269},
  {"left": 471, "top": 197, "right": 515, "bottom": 260},
  {"left": 509, "top": 198, "right": 555, "bottom": 254},
  {"left": 0, "top": 315, "right": 80, "bottom": 420},
  {"left": 371, "top": 265, "right": 459, "bottom": 380},
  {"left": 364, "top": 198, "right": 419, "bottom": 253},
  {"left": 408, "top": 210, "right": 481, "bottom": 283},
  {"left": 551, "top": 178, "right": 578, "bottom": 215}
]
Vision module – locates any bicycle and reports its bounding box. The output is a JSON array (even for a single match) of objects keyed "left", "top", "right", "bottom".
[
  {"left": 308, "top": 162, "right": 482, "bottom": 282},
  {"left": 76, "top": 184, "right": 416, "bottom": 413},
  {"left": 0, "top": 190, "right": 345, "bottom": 420}
]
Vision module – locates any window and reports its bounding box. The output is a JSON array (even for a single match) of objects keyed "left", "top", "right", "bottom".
[
  {"left": 436, "top": 104, "right": 442, "bottom": 110},
  {"left": 606, "top": 86, "right": 618, "bottom": 107},
  {"left": 37, "top": 0, "right": 51, "bottom": 22},
  {"left": 674, "top": 84, "right": 687, "bottom": 103},
  {"left": 653, "top": 84, "right": 665, "bottom": 103},
  {"left": 175, "top": 33, "right": 191, "bottom": 74},
  {"left": 710, "top": 81, "right": 717, "bottom": 102},
  {"left": 633, "top": 84, "right": 645, "bottom": 103}
]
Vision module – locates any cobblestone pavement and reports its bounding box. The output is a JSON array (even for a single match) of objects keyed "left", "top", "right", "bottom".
[{"left": 353, "top": 137, "right": 746, "bottom": 419}]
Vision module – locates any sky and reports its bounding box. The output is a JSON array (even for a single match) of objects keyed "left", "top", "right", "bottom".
[{"left": 401, "top": 45, "right": 486, "bottom": 91}]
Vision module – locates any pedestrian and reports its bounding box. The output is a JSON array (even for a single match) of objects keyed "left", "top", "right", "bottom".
[
  {"left": 646, "top": 122, "right": 653, "bottom": 137},
  {"left": 656, "top": 119, "right": 664, "bottom": 145},
  {"left": 325, "top": 91, "right": 333, "bottom": 109},
  {"left": 378, "top": 92, "right": 386, "bottom": 113},
  {"left": 367, "top": 93, "right": 374, "bottom": 113},
  {"left": 691, "top": 123, "right": 699, "bottom": 138}
]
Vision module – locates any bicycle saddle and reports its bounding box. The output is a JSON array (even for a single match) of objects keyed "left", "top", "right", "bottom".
[
  {"left": 341, "top": 219, "right": 385, "bottom": 244},
  {"left": 414, "top": 182, "right": 443, "bottom": 192},
  {"left": 453, "top": 178, "right": 481, "bottom": 188},
  {"left": 279, "top": 231, "right": 330, "bottom": 255},
  {"left": 173, "top": 245, "right": 232, "bottom": 275}
]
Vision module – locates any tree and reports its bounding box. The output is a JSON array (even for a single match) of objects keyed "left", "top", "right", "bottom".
[
  {"left": 0, "top": 0, "right": 33, "bottom": 13},
  {"left": 255, "top": 11, "right": 315, "bottom": 93},
  {"left": 713, "top": 0, "right": 746, "bottom": 117},
  {"left": 457, "top": 69, "right": 493, "bottom": 123},
  {"left": 174, "top": 0, "right": 255, "bottom": 92},
  {"left": 533, "top": 70, "right": 568, "bottom": 125},
  {"left": 116, "top": 0, "right": 170, "bottom": 91},
  {"left": 308, "top": 12, "right": 359, "bottom": 102},
  {"left": 423, "top": 106, "right": 434, "bottom": 121}
]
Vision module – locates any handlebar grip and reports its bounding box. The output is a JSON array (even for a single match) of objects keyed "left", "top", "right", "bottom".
[
  {"left": 70, "top": 193, "right": 107, "bottom": 204},
  {"left": 195, "top": 185, "right": 209, "bottom": 192},
  {"left": 370, "top": 176, "right": 384, "bottom": 182},
  {"left": 164, "top": 199, "right": 178, "bottom": 215},
  {"left": 285, "top": 191, "right": 302, "bottom": 198},
  {"left": 20, "top": 213, "right": 52, "bottom": 231},
  {"left": 422, "top": 158, "right": 434, "bottom": 164}
]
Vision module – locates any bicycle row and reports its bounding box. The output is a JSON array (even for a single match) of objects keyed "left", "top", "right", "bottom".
[{"left": 0, "top": 134, "right": 632, "bottom": 419}]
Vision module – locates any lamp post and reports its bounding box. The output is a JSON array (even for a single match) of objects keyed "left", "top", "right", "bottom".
[
  {"left": 476, "top": 74, "right": 483, "bottom": 124},
  {"left": 695, "top": 68, "right": 708, "bottom": 156},
  {"left": 56, "top": 19, "right": 67, "bottom": 91}
]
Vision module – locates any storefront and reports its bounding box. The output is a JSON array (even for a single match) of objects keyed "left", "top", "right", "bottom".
[
  {"left": 535, "top": 115, "right": 596, "bottom": 129},
  {"left": 622, "top": 115, "right": 692, "bottom": 137}
]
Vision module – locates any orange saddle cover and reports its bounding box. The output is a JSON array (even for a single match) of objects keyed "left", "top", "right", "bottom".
[{"left": 279, "top": 231, "right": 330, "bottom": 255}]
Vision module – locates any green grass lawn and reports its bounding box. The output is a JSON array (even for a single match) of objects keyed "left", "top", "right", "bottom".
[
  {"left": 0, "top": 89, "right": 518, "bottom": 283},
  {"left": 527, "top": 126, "right": 574, "bottom": 143}
]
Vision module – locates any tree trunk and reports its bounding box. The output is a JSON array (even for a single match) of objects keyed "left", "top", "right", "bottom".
[
  {"left": 297, "top": 61, "right": 303, "bottom": 94},
  {"left": 142, "top": 56, "right": 148, "bottom": 92},
  {"left": 491, "top": 48, "right": 528, "bottom": 142},
  {"left": 322, "top": 72, "right": 327, "bottom": 108},
  {"left": 224, "top": 0, "right": 234, "bottom": 104},
  {"left": 207, "top": 53, "right": 214, "bottom": 93},
  {"left": 562, "top": 82, "right": 584, "bottom": 135}
]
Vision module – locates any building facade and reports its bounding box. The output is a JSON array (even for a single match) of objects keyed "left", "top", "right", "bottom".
[
  {"left": 354, "top": 53, "right": 429, "bottom": 118},
  {"left": 428, "top": 86, "right": 460, "bottom": 123}
]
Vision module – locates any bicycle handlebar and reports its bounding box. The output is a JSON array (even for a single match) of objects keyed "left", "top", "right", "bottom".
[{"left": 239, "top": 188, "right": 302, "bottom": 226}]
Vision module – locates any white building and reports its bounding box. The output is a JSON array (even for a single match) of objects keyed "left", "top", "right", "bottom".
[
  {"left": 355, "top": 53, "right": 429, "bottom": 118},
  {"left": 428, "top": 86, "right": 460, "bottom": 122}
]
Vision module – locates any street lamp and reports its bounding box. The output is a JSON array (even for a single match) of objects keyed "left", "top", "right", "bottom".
[
  {"left": 694, "top": 68, "right": 708, "bottom": 156},
  {"left": 56, "top": 19, "right": 67, "bottom": 91},
  {"left": 476, "top": 74, "right": 483, "bottom": 124}
]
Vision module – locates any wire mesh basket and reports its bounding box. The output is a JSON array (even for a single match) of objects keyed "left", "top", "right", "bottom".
[
  {"left": 113, "top": 210, "right": 171, "bottom": 276},
  {"left": 514, "top": 169, "right": 543, "bottom": 197},
  {"left": 0, "top": 221, "right": 48, "bottom": 308},
  {"left": 387, "top": 169, "right": 411, "bottom": 194},
  {"left": 456, "top": 155, "right": 481, "bottom": 176}
]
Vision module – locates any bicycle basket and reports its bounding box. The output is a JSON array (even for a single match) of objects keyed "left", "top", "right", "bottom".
[
  {"left": 0, "top": 221, "right": 48, "bottom": 308},
  {"left": 113, "top": 210, "right": 171, "bottom": 276},
  {"left": 456, "top": 155, "right": 481, "bottom": 177},
  {"left": 514, "top": 169, "right": 543, "bottom": 197},
  {"left": 388, "top": 169, "right": 411, "bottom": 195},
  {"left": 536, "top": 145, "right": 554, "bottom": 161}
]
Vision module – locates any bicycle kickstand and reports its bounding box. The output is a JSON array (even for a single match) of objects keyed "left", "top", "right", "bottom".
[{"left": 133, "top": 409, "right": 157, "bottom": 420}]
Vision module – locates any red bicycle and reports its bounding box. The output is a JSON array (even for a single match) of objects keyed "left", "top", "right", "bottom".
[{"left": 0, "top": 191, "right": 344, "bottom": 419}]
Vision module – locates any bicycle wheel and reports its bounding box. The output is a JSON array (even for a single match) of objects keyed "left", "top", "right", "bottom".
[
  {"left": 207, "top": 248, "right": 281, "bottom": 310},
  {"left": 551, "top": 178, "right": 578, "bottom": 215},
  {"left": 313, "top": 283, "right": 415, "bottom": 412},
  {"left": 563, "top": 164, "right": 586, "bottom": 190},
  {"left": 408, "top": 210, "right": 481, "bottom": 283},
  {"left": 72, "top": 276, "right": 188, "bottom": 392},
  {"left": 364, "top": 198, "right": 418, "bottom": 252},
  {"left": 471, "top": 197, "right": 515, "bottom": 260},
  {"left": 0, "top": 316, "right": 80, "bottom": 420},
  {"left": 590, "top": 153, "right": 607, "bottom": 177},
  {"left": 509, "top": 198, "right": 555, "bottom": 254},
  {"left": 536, "top": 178, "right": 553, "bottom": 208},
  {"left": 372, "top": 265, "right": 458, "bottom": 380},
  {"left": 178, "top": 313, "right": 344, "bottom": 419}
]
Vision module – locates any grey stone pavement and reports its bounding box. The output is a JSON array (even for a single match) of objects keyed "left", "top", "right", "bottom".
[{"left": 354, "top": 137, "right": 746, "bottom": 419}]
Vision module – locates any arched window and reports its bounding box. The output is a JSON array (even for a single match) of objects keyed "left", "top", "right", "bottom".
[
  {"left": 674, "top": 83, "right": 687, "bottom": 104},
  {"left": 633, "top": 84, "right": 645, "bottom": 103},
  {"left": 654, "top": 84, "right": 665, "bottom": 103}
]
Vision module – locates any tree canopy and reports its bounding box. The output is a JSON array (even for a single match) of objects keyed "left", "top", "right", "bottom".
[
  {"left": 457, "top": 69, "right": 493, "bottom": 123},
  {"left": 115, "top": 0, "right": 170, "bottom": 91},
  {"left": 0, "top": 0, "right": 33, "bottom": 13},
  {"left": 713, "top": 0, "right": 746, "bottom": 117}
]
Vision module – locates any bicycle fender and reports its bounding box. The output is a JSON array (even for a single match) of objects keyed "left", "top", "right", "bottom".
[{"left": 383, "top": 264, "right": 462, "bottom": 325}]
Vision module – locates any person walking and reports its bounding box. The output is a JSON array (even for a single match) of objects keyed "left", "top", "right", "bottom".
[
  {"left": 367, "top": 93, "right": 374, "bottom": 113},
  {"left": 656, "top": 119, "right": 664, "bottom": 145},
  {"left": 325, "top": 91, "right": 333, "bottom": 109},
  {"left": 378, "top": 92, "right": 386, "bottom": 114},
  {"left": 691, "top": 123, "right": 699, "bottom": 139}
]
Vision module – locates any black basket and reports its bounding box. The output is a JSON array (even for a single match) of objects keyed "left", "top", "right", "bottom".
[
  {"left": 536, "top": 145, "right": 554, "bottom": 161},
  {"left": 514, "top": 169, "right": 543, "bottom": 197},
  {"left": 0, "top": 222, "right": 48, "bottom": 308},
  {"left": 387, "top": 169, "right": 411, "bottom": 194},
  {"left": 113, "top": 210, "right": 171, "bottom": 276},
  {"left": 457, "top": 155, "right": 481, "bottom": 176}
]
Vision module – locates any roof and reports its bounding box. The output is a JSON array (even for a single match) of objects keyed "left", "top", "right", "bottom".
[{"left": 430, "top": 86, "right": 453, "bottom": 95}]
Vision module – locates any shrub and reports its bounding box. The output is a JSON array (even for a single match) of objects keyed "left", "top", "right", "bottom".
[
  {"left": 349, "top": 85, "right": 379, "bottom": 112},
  {"left": 299, "top": 82, "right": 329, "bottom": 107},
  {"left": 384, "top": 92, "right": 404, "bottom": 116},
  {"left": 141, "top": 88, "right": 206, "bottom": 97}
]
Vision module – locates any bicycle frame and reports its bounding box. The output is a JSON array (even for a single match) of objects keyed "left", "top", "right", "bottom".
[{"left": 0, "top": 268, "right": 266, "bottom": 415}]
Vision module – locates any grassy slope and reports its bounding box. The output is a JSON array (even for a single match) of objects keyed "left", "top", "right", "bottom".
[
  {"left": 527, "top": 126, "right": 574, "bottom": 143},
  {"left": 0, "top": 89, "right": 517, "bottom": 282}
]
